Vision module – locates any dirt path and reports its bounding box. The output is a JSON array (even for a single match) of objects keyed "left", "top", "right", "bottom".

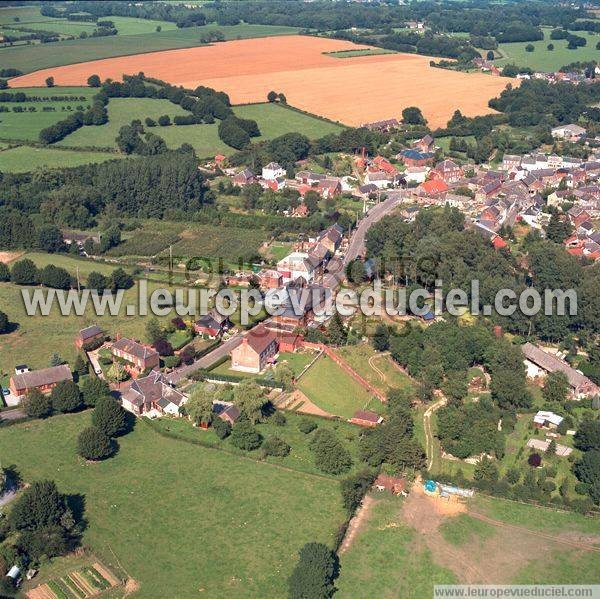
[
  {"left": 367, "top": 352, "right": 388, "bottom": 386},
  {"left": 423, "top": 394, "right": 447, "bottom": 471},
  {"left": 469, "top": 511, "right": 600, "bottom": 553},
  {"left": 339, "top": 494, "right": 376, "bottom": 554}
]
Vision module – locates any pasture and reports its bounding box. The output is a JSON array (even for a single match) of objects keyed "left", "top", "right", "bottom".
[
  {"left": 10, "top": 35, "right": 515, "bottom": 128},
  {"left": 497, "top": 27, "right": 600, "bottom": 72},
  {"left": 0, "top": 145, "right": 120, "bottom": 172},
  {"left": 57, "top": 99, "right": 343, "bottom": 156},
  {"left": 1, "top": 24, "right": 301, "bottom": 74},
  {"left": 0, "top": 86, "right": 95, "bottom": 142},
  {"left": 0, "top": 413, "right": 346, "bottom": 598}
]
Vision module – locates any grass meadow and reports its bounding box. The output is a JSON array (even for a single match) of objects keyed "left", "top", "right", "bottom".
[
  {"left": 337, "top": 495, "right": 457, "bottom": 597},
  {"left": 497, "top": 27, "right": 600, "bottom": 71},
  {"left": 0, "top": 23, "right": 301, "bottom": 73},
  {"left": 0, "top": 86, "right": 96, "bottom": 142},
  {"left": 58, "top": 100, "right": 344, "bottom": 157},
  {"left": 0, "top": 413, "right": 346, "bottom": 598},
  {"left": 0, "top": 145, "right": 121, "bottom": 172}
]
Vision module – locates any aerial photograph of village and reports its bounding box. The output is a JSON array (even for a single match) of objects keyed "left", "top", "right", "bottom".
[{"left": 0, "top": 0, "right": 599, "bottom": 597}]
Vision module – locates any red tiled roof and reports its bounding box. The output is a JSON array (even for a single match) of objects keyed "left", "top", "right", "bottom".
[
  {"left": 244, "top": 325, "right": 277, "bottom": 354},
  {"left": 492, "top": 236, "right": 508, "bottom": 249},
  {"left": 421, "top": 179, "right": 449, "bottom": 194}
]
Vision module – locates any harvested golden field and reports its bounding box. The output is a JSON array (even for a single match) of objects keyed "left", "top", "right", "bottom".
[{"left": 10, "top": 35, "right": 514, "bottom": 128}]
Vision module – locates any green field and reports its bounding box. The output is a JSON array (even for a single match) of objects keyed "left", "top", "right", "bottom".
[
  {"left": 0, "top": 145, "right": 121, "bottom": 172},
  {"left": 57, "top": 100, "right": 344, "bottom": 157},
  {"left": 0, "top": 413, "right": 346, "bottom": 597},
  {"left": 0, "top": 24, "right": 301, "bottom": 74},
  {"left": 324, "top": 48, "right": 395, "bottom": 58},
  {"left": 337, "top": 495, "right": 457, "bottom": 597},
  {"left": 0, "top": 86, "right": 96, "bottom": 142},
  {"left": 297, "top": 354, "right": 375, "bottom": 419},
  {"left": 497, "top": 27, "right": 600, "bottom": 71}
]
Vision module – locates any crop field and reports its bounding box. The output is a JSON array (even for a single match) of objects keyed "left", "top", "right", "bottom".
[
  {"left": 57, "top": 99, "right": 342, "bottom": 156},
  {"left": 10, "top": 35, "right": 515, "bottom": 128},
  {"left": 1, "top": 24, "right": 301, "bottom": 74},
  {"left": 297, "top": 354, "right": 375, "bottom": 418},
  {"left": 0, "top": 145, "right": 121, "bottom": 172},
  {"left": 0, "top": 413, "right": 346, "bottom": 598},
  {"left": 0, "top": 86, "right": 95, "bottom": 142},
  {"left": 497, "top": 27, "right": 600, "bottom": 72}
]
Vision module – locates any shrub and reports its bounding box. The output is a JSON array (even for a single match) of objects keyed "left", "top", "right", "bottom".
[
  {"left": 230, "top": 420, "right": 262, "bottom": 451},
  {"left": 272, "top": 411, "right": 287, "bottom": 426},
  {"left": 310, "top": 429, "right": 352, "bottom": 475},
  {"left": 262, "top": 436, "right": 291, "bottom": 457},
  {"left": 77, "top": 426, "right": 114, "bottom": 460},
  {"left": 10, "top": 258, "right": 38, "bottom": 285},
  {"left": 528, "top": 452, "right": 542, "bottom": 467},
  {"left": 298, "top": 419, "right": 317, "bottom": 434},
  {"left": 22, "top": 389, "right": 52, "bottom": 419},
  {"left": 212, "top": 417, "right": 231, "bottom": 439}
]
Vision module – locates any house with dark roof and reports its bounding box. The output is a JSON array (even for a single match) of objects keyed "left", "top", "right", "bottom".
[
  {"left": 121, "top": 371, "right": 187, "bottom": 416},
  {"left": 233, "top": 168, "right": 256, "bottom": 186},
  {"left": 9, "top": 364, "right": 72, "bottom": 398},
  {"left": 230, "top": 324, "right": 279, "bottom": 373},
  {"left": 194, "top": 309, "right": 232, "bottom": 339},
  {"left": 112, "top": 338, "right": 160, "bottom": 375},
  {"left": 75, "top": 325, "right": 105, "bottom": 350}
]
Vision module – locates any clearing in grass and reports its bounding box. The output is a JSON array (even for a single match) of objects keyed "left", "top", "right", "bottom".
[{"left": 0, "top": 413, "right": 346, "bottom": 598}]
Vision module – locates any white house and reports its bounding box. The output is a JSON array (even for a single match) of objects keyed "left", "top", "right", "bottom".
[
  {"left": 364, "top": 170, "right": 392, "bottom": 189},
  {"left": 533, "top": 410, "right": 563, "bottom": 429},
  {"left": 404, "top": 166, "right": 429, "bottom": 184},
  {"left": 276, "top": 251, "right": 319, "bottom": 283},
  {"left": 262, "top": 161, "right": 286, "bottom": 181}
]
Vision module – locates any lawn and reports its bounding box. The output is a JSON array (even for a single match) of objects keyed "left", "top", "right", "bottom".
[
  {"left": 0, "top": 145, "right": 121, "bottom": 172},
  {"left": 0, "top": 413, "right": 347, "bottom": 597},
  {"left": 0, "top": 86, "right": 96, "bottom": 142},
  {"left": 439, "top": 513, "right": 496, "bottom": 546},
  {"left": 0, "top": 24, "right": 301, "bottom": 74},
  {"left": 58, "top": 100, "right": 343, "bottom": 157},
  {"left": 497, "top": 27, "right": 600, "bottom": 72},
  {"left": 297, "top": 353, "right": 374, "bottom": 419},
  {"left": 336, "top": 495, "right": 457, "bottom": 597}
]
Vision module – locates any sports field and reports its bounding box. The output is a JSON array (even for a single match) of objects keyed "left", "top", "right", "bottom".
[
  {"left": 0, "top": 413, "right": 346, "bottom": 598},
  {"left": 497, "top": 27, "right": 600, "bottom": 72},
  {"left": 10, "top": 35, "right": 515, "bottom": 128}
]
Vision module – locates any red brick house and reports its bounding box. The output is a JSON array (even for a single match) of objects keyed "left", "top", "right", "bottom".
[
  {"left": 230, "top": 325, "right": 279, "bottom": 373},
  {"left": 218, "top": 404, "right": 241, "bottom": 425},
  {"left": 413, "top": 134, "right": 435, "bottom": 153},
  {"left": 258, "top": 269, "right": 283, "bottom": 289},
  {"left": 9, "top": 364, "right": 72, "bottom": 398},
  {"left": 112, "top": 338, "right": 160, "bottom": 374},
  {"left": 75, "top": 325, "right": 105, "bottom": 350},
  {"left": 277, "top": 332, "right": 303, "bottom": 353},
  {"left": 434, "top": 159, "right": 462, "bottom": 183}
]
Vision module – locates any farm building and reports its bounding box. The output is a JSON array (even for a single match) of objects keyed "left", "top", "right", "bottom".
[
  {"left": 551, "top": 124, "right": 586, "bottom": 142},
  {"left": 9, "top": 364, "right": 72, "bottom": 398},
  {"left": 522, "top": 343, "right": 598, "bottom": 399},
  {"left": 350, "top": 410, "right": 383, "bottom": 428},
  {"left": 533, "top": 410, "right": 563, "bottom": 430}
]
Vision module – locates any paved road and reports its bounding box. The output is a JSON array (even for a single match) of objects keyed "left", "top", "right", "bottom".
[
  {"left": 166, "top": 333, "right": 244, "bottom": 385},
  {"left": 322, "top": 192, "right": 405, "bottom": 290}
]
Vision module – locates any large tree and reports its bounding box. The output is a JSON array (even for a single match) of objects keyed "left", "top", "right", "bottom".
[
  {"left": 234, "top": 380, "right": 268, "bottom": 424},
  {"left": 289, "top": 542, "right": 339, "bottom": 599},
  {"left": 22, "top": 389, "right": 52, "bottom": 419},
  {"left": 77, "top": 426, "right": 114, "bottom": 460},
  {"left": 542, "top": 371, "right": 570, "bottom": 405},
  {"left": 92, "top": 396, "right": 126, "bottom": 437},
  {"left": 9, "top": 480, "right": 69, "bottom": 531},
  {"left": 574, "top": 419, "right": 600, "bottom": 452},
  {"left": 185, "top": 389, "right": 215, "bottom": 425},
  {"left": 50, "top": 380, "right": 82, "bottom": 413},
  {"left": 310, "top": 429, "right": 352, "bottom": 475}
]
